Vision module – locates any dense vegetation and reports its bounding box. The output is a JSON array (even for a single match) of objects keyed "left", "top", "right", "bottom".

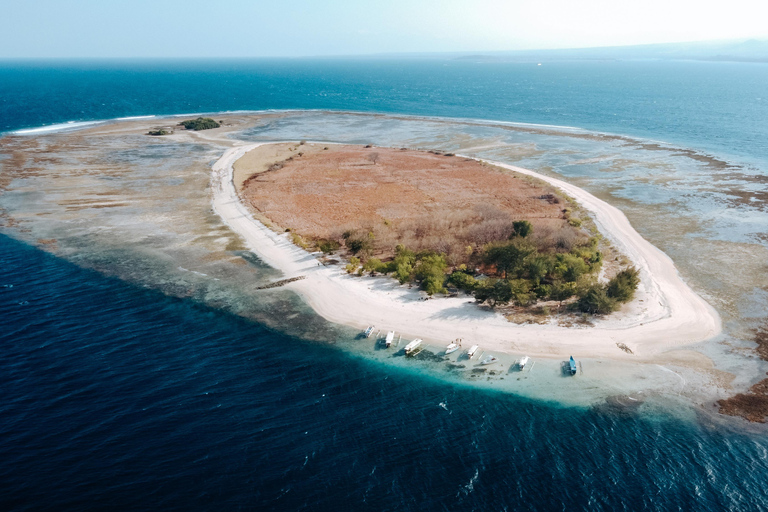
[
  {"left": 147, "top": 129, "right": 170, "bottom": 136},
  {"left": 180, "top": 117, "right": 220, "bottom": 131},
  {"left": 332, "top": 220, "right": 638, "bottom": 316}
]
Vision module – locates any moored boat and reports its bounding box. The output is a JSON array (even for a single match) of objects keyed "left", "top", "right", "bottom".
[
  {"left": 364, "top": 326, "right": 375, "bottom": 338},
  {"left": 385, "top": 330, "right": 395, "bottom": 348},
  {"left": 569, "top": 356, "right": 577, "bottom": 375},
  {"left": 445, "top": 340, "right": 460, "bottom": 355},
  {"left": 466, "top": 345, "right": 479, "bottom": 359},
  {"left": 519, "top": 356, "right": 530, "bottom": 370},
  {"left": 480, "top": 355, "right": 497, "bottom": 365},
  {"left": 404, "top": 339, "right": 422, "bottom": 355}
]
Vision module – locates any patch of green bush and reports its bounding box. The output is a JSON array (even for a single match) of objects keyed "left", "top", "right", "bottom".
[
  {"left": 180, "top": 117, "right": 220, "bottom": 131},
  {"left": 414, "top": 253, "right": 448, "bottom": 295},
  {"left": 511, "top": 220, "right": 533, "bottom": 238},
  {"left": 448, "top": 270, "right": 478, "bottom": 291},
  {"left": 606, "top": 267, "right": 640, "bottom": 302},
  {"left": 317, "top": 239, "right": 341, "bottom": 253},
  {"left": 576, "top": 285, "right": 618, "bottom": 314}
]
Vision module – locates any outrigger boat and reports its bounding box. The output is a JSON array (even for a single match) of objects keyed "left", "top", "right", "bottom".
[
  {"left": 466, "top": 345, "right": 479, "bottom": 359},
  {"left": 364, "top": 326, "right": 375, "bottom": 338},
  {"left": 384, "top": 331, "right": 395, "bottom": 348},
  {"left": 518, "top": 356, "right": 530, "bottom": 370},
  {"left": 480, "top": 355, "right": 498, "bottom": 365},
  {"left": 404, "top": 339, "right": 422, "bottom": 355},
  {"left": 569, "top": 356, "right": 577, "bottom": 375},
  {"left": 445, "top": 340, "right": 460, "bottom": 355}
]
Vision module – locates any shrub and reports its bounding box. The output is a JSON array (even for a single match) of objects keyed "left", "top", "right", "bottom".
[
  {"left": 448, "top": 270, "right": 478, "bottom": 291},
  {"left": 555, "top": 253, "right": 589, "bottom": 282},
  {"left": 345, "top": 257, "right": 361, "bottom": 274},
  {"left": 576, "top": 286, "right": 617, "bottom": 314},
  {"left": 346, "top": 236, "right": 372, "bottom": 255},
  {"left": 422, "top": 274, "right": 447, "bottom": 295},
  {"left": 414, "top": 254, "right": 448, "bottom": 295},
  {"left": 394, "top": 262, "right": 414, "bottom": 283},
  {"left": 535, "top": 284, "right": 552, "bottom": 299},
  {"left": 525, "top": 255, "right": 552, "bottom": 286},
  {"left": 606, "top": 267, "right": 640, "bottom": 303},
  {"left": 473, "top": 279, "right": 497, "bottom": 305},
  {"left": 363, "top": 258, "right": 388, "bottom": 276},
  {"left": 291, "top": 232, "right": 309, "bottom": 249},
  {"left": 511, "top": 220, "right": 533, "bottom": 238},
  {"left": 549, "top": 282, "right": 575, "bottom": 308},
  {"left": 180, "top": 117, "right": 220, "bottom": 131},
  {"left": 317, "top": 239, "right": 341, "bottom": 253},
  {"left": 507, "top": 279, "right": 533, "bottom": 306},
  {"left": 483, "top": 239, "right": 535, "bottom": 279}
]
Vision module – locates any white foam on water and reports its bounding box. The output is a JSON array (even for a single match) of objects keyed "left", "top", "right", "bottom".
[
  {"left": 12, "top": 120, "right": 105, "bottom": 135},
  {"left": 115, "top": 115, "right": 156, "bottom": 120}
]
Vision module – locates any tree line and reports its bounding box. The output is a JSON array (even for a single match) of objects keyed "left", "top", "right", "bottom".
[{"left": 330, "top": 220, "right": 639, "bottom": 315}]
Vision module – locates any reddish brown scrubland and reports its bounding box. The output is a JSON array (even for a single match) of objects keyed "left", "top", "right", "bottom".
[{"left": 238, "top": 144, "right": 589, "bottom": 265}]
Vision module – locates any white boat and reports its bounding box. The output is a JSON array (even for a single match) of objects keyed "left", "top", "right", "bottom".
[
  {"left": 466, "top": 345, "right": 479, "bottom": 359},
  {"left": 404, "top": 339, "right": 422, "bottom": 355},
  {"left": 445, "top": 341, "right": 460, "bottom": 355},
  {"left": 480, "top": 355, "right": 498, "bottom": 365},
  {"left": 384, "top": 331, "right": 395, "bottom": 348},
  {"left": 364, "top": 326, "right": 375, "bottom": 338},
  {"left": 519, "top": 356, "right": 530, "bottom": 370}
]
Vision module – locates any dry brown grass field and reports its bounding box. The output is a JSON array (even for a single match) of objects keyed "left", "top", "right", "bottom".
[{"left": 237, "top": 143, "right": 591, "bottom": 263}]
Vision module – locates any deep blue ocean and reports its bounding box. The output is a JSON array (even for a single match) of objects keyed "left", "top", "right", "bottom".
[{"left": 2, "top": 59, "right": 768, "bottom": 511}]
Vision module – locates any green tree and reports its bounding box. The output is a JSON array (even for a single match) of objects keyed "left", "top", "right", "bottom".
[
  {"left": 577, "top": 286, "right": 617, "bottom": 314},
  {"left": 317, "top": 239, "right": 341, "bottom": 253},
  {"left": 414, "top": 254, "right": 448, "bottom": 295},
  {"left": 448, "top": 270, "right": 478, "bottom": 291},
  {"left": 484, "top": 239, "right": 535, "bottom": 279},
  {"left": 363, "top": 258, "right": 386, "bottom": 276},
  {"left": 526, "top": 255, "right": 552, "bottom": 286},
  {"left": 550, "top": 282, "right": 575, "bottom": 310},
  {"left": 555, "top": 253, "right": 589, "bottom": 282},
  {"left": 606, "top": 267, "right": 640, "bottom": 303},
  {"left": 511, "top": 220, "right": 533, "bottom": 238},
  {"left": 507, "top": 279, "right": 533, "bottom": 306},
  {"left": 393, "top": 262, "right": 412, "bottom": 283}
]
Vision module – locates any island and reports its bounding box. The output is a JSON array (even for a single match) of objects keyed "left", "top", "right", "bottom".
[
  {"left": 235, "top": 143, "right": 638, "bottom": 317},
  {"left": 213, "top": 140, "right": 721, "bottom": 362}
]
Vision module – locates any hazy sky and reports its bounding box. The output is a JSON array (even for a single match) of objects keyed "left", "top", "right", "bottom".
[{"left": 2, "top": 0, "right": 767, "bottom": 58}]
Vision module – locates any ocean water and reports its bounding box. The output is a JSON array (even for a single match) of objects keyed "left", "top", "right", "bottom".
[{"left": 2, "top": 59, "right": 768, "bottom": 510}]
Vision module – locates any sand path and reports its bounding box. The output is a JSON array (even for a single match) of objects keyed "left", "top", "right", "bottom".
[{"left": 212, "top": 143, "right": 721, "bottom": 361}]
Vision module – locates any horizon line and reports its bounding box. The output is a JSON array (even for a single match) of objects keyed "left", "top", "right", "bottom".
[{"left": 0, "top": 37, "right": 766, "bottom": 61}]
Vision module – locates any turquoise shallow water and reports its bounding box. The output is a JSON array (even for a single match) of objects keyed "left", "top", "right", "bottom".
[{"left": 1, "top": 59, "right": 768, "bottom": 510}]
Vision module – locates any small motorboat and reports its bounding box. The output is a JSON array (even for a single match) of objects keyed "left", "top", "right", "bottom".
[
  {"left": 480, "top": 355, "right": 498, "bottom": 365},
  {"left": 384, "top": 331, "right": 395, "bottom": 348},
  {"left": 569, "top": 356, "right": 577, "bottom": 375},
  {"left": 445, "top": 341, "right": 460, "bottom": 355},
  {"left": 364, "top": 326, "right": 375, "bottom": 338},
  {"left": 466, "top": 345, "right": 479, "bottom": 359},
  {"left": 519, "top": 356, "right": 530, "bottom": 370},
  {"left": 404, "top": 339, "right": 422, "bottom": 355}
]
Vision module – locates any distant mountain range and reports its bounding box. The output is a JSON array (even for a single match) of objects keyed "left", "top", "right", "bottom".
[{"left": 451, "top": 39, "right": 768, "bottom": 63}]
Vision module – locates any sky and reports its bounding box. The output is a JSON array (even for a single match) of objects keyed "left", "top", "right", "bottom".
[{"left": 2, "top": 0, "right": 767, "bottom": 58}]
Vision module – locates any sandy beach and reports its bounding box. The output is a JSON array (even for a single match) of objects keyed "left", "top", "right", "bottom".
[{"left": 211, "top": 141, "right": 722, "bottom": 364}]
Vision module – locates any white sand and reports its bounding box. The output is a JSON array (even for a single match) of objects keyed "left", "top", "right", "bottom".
[{"left": 212, "top": 143, "right": 721, "bottom": 362}]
